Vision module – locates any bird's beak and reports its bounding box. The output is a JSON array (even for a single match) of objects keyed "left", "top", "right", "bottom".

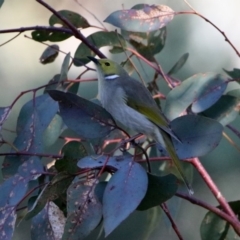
[{"left": 87, "top": 56, "right": 99, "bottom": 65}]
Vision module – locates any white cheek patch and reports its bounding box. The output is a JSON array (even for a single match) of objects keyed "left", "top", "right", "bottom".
[{"left": 105, "top": 74, "right": 120, "bottom": 80}]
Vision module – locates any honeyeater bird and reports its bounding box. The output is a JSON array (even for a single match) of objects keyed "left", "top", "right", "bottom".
[{"left": 88, "top": 56, "right": 193, "bottom": 195}]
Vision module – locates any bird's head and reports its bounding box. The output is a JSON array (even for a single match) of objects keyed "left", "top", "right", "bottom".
[{"left": 88, "top": 56, "right": 127, "bottom": 81}]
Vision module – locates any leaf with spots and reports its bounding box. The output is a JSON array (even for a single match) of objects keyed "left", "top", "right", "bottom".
[
  {"left": 103, "top": 161, "right": 148, "bottom": 236},
  {"left": 77, "top": 153, "right": 132, "bottom": 170},
  {"left": 62, "top": 177, "right": 102, "bottom": 240},
  {"left": 32, "top": 10, "right": 90, "bottom": 42},
  {"left": 48, "top": 90, "right": 117, "bottom": 139},
  {"left": 0, "top": 157, "right": 44, "bottom": 240},
  {"left": 2, "top": 94, "right": 58, "bottom": 178},
  {"left": 104, "top": 4, "right": 174, "bottom": 32},
  {"left": 164, "top": 72, "right": 230, "bottom": 120},
  {"left": 31, "top": 201, "right": 66, "bottom": 240},
  {"left": 200, "top": 200, "right": 240, "bottom": 240},
  {"left": 25, "top": 172, "right": 74, "bottom": 220},
  {"left": 40, "top": 44, "right": 59, "bottom": 64}
]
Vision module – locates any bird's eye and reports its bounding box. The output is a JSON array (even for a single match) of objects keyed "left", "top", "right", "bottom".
[{"left": 104, "top": 62, "right": 110, "bottom": 66}]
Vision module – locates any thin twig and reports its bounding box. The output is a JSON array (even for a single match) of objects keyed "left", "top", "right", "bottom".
[
  {"left": 227, "top": 125, "right": 240, "bottom": 139},
  {"left": 223, "top": 131, "right": 240, "bottom": 152},
  {"left": 0, "top": 32, "right": 21, "bottom": 47},
  {"left": 161, "top": 203, "right": 184, "bottom": 240},
  {"left": 0, "top": 151, "right": 62, "bottom": 158},
  {"left": 182, "top": 0, "right": 240, "bottom": 57}
]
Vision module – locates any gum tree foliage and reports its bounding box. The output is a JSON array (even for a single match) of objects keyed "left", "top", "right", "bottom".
[{"left": 0, "top": 1, "right": 240, "bottom": 240}]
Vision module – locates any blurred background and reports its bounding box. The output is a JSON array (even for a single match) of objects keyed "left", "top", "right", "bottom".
[{"left": 0, "top": 0, "right": 240, "bottom": 239}]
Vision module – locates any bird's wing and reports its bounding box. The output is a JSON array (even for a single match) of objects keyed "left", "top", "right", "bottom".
[{"left": 122, "top": 79, "right": 180, "bottom": 141}]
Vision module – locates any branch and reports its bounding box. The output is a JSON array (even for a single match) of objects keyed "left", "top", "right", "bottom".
[
  {"left": 189, "top": 158, "right": 238, "bottom": 220},
  {"left": 161, "top": 203, "right": 183, "bottom": 240},
  {"left": 176, "top": 192, "right": 240, "bottom": 235},
  {"left": 36, "top": 0, "right": 106, "bottom": 58},
  {"left": 0, "top": 151, "right": 62, "bottom": 158}
]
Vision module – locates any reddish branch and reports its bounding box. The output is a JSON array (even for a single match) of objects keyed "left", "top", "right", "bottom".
[
  {"left": 176, "top": 192, "right": 240, "bottom": 235},
  {"left": 161, "top": 203, "right": 184, "bottom": 240},
  {"left": 189, "top": 158, "right": 238, "bottom": 220}
]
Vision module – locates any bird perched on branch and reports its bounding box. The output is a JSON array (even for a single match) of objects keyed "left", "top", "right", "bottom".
[{"left": 88, "top": 56, "right": 193, "bottom": 195}]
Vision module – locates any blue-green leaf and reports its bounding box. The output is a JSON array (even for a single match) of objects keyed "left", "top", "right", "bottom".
[
  {"left": 201, "top": 95, "right": 240, "bottom": 126},
  {"left": 164, "top": 73, "right": 229, "bottom": 120},
  {"left": 48, "top": 90, "right": 116, "bottom": 139},
  {"left": 62, "top": 177, "right": 102, "bottom": 240},
  {"left": 104, "top": 4, "right": 174, "bottom": 32},
  {"left": 31, "top": 201, "right": 65, "bottom": 240},
  {"left": 103, "top": 161, "right": 148, "bottom": 236},
  {"left": 171, "top": 115, "right": 223, "bottom": 159},
  {"left": 2, "top": 94, "right": 58, "bottom": 178},
  {"left": 77, "top": 153, "right": 132, "bottom": 170}
]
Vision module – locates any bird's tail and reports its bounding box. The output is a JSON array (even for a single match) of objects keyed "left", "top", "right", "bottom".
[{"left": 160, "top": 130, "right": 194, "bottom": 195}]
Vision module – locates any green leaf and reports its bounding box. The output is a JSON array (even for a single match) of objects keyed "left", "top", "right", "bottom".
[
  {"left": 77, "top": 153, "right": 132, "bottom": 170},
  {"left": 2, "top": 94, "right": 58, "bottom": 178},
  {"left": 200, "top": 200, "right": 240, "bottom": 240},
  {"left": 48, "top": 90, "right": 116, "bottom": 139},
  {"left": 201, "top": 95, "right": 240, "bottom": 126},
  {"left": 59, "top": 52, "right": 71, "bottom": 82},
  {"left": 73, "top": 31, "right": 126, "bottom": 66},
  {"left": 0, "top": 0, "right": 4, "bottom": 8},
  {"left": 43, "top": 114, "right": 65, "bottom": 148},
  {"left": 25, "top": 172, "right": 73, "bottom": 220},
  {"left": 168, "top": 53, "right": 189, "bottom": 75},
  {"left": 164, "top": 72, "right": 229, "bottom": 120},
  {"left": 49, "top": 10, "right": 90, "bottom": 28},
  {"left": 223, "top": 68, "right": 240, "bottom": 79},
  {"left": 104, "top": 4, "right": 174, "bottom": 32},
  {"left": 137, "top": 174, "right": 178, "bottom": 210},
  {"left": 103, "top": 161, "right": 148, "bottom": 236},
  {"left": 62, "top": 177, "right": 102, "bottom": 240},
  {"left": 122, "top": 27, "right": 166, "bottom": 61},
  {"left": 171, "top": 115, "right": 223, "bottom": 159},
  {"left": 56, "top": 141, "right": 88, "bottom": 174},
  {"left": 31, "top": 29, "right": 72, "bottom": 42},
  {"left": 31, "top": 201, "right": 66, "bottom": 240},
  {"left": 40, "top": 44, "right": 59, "bottom": 64}
]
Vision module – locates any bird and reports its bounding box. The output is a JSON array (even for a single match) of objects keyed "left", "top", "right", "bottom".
[{"left": 88, "top": 56, "right": 193, "bottom": 195}]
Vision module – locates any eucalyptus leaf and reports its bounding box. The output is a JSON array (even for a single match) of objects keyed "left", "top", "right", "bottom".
[
  {"left": 74, "top": 31, "right": 126, "bottom": 66},
  {"left": 48, "top": 90, "right": 117, "bottom": 139},
  {"left": 62, "top": 177, "right": 102, "bottom": 240},
  {"left": 200, "top": 201, "right": 240, "bottom": 240},
  {"left": 105, "top": 4, "right": 174, "bottom": 32},
  {"left": 201, "top": 95, "right": 240, "bottom": 126},
  {"left": 171, "top": 115, "right": 223, "bottom": 159},
  {"left": 40, "top": 44, "right": 59, "bottom": 64},
  {"left": 103, "top": 161, "right": 148, "bottom": 236},
  {"left": 137, "top": 174, "right": 178, "bottom": 210},
  {"left": 164, "top": 72, "right": 229, "bottom": 120}
]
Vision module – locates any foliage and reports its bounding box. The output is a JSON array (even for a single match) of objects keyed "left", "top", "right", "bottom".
[{"left": 0, "top": 1, "right": 240, "bottom": 240}]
